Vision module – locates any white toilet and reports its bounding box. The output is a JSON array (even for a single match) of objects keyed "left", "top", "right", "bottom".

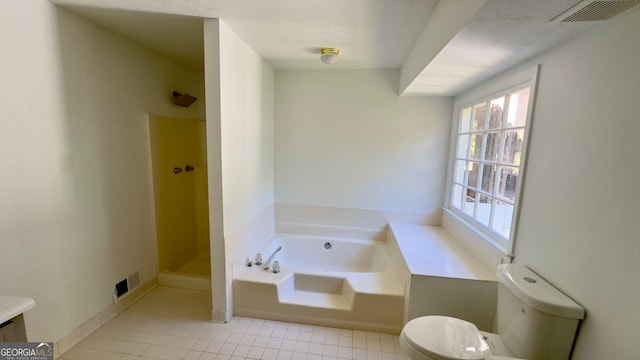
[{"left": 400, "top": 264, "right": 585, "bottom": 360}]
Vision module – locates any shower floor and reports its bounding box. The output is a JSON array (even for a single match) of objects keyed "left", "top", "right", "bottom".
[
  {"left": 176, "top": 255, "right": 211, "bottom": 278},
  {"left": 159, "top": 255, "right": 211, "bottom": 291}
]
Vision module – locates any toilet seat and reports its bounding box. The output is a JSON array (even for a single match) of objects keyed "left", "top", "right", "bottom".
[{"left": 400, "top": 316, "right": 493, "bottom": 360}]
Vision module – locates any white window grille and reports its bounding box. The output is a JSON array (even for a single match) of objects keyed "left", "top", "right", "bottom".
[{"left": 445, "top": 67, "right": 539, "bottom": 257}]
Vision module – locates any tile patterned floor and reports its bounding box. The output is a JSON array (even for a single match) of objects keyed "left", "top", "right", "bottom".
[{"left": 59, "top": 287, "right": 410, "bottom": 360}]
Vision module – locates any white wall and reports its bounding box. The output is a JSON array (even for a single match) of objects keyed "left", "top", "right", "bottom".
[
  {"left": 0, "top": 0, "right": 201, "bottom": 342},
  {"left": 460, "top": 7, "right": 640, "bottom": 359},
  {"left": 275, "top": 70, "right": 451, "bottom": 218},
  {"left": 204, "top": 19, "right": 275, "bottom": 321},
  {"left": 219, "top": 22, "right": 275, "bottom": 236}
]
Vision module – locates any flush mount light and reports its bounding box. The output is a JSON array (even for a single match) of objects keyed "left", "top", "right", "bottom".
[{"left": 320, "top": 48, "right": 340, "bottom": 65}]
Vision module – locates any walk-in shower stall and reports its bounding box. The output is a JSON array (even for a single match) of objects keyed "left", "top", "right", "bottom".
[{"left": 148, "top": 115, "right": 210, "bottom": 289}]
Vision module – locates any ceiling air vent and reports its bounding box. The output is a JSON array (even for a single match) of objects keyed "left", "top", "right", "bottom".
[{"left": 552, "top": 0, "right": 640, "bottom": 22}]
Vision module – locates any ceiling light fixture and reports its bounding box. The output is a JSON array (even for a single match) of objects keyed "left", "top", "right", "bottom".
[{"left": 320, "top": 48, "right": 340, "bottom": 65}]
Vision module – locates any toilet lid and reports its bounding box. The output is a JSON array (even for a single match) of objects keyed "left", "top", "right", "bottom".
[{"left": 402, "top": 316, "right": 492, "bottom": 360}]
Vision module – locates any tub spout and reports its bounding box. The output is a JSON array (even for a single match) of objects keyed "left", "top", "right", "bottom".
[{"left": 263, "top": 246, "right": 282, "bottom": 271}]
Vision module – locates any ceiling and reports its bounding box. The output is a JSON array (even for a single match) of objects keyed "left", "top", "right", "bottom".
[{"left": 53, "top": 0, "right": 613, "bottom": 96}]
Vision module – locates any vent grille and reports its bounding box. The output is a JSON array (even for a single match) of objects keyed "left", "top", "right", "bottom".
[
  {"left": 553, "top": 0, "right": 640, "bottom": 22},
  {"left": 113, "top": 271, "right": 141, "bottom": 302}
]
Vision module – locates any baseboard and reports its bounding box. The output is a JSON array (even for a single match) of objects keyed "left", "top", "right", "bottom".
[{"left": 54, "top": 279, "right": 158, "bottom": 359}]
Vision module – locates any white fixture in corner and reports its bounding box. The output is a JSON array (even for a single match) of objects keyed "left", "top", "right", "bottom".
[
  {"left": 400, "top": 264, "right": 585, "bottom": 360},
  {"left": 320, "top": 48, "right": 340, "bottom": 65}
]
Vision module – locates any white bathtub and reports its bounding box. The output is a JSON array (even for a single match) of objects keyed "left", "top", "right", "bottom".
[
  {"left": 233, "top": 234, "right": 405, "bottom": 332},
  {"left": 261, "top": 235, "right": 387, "bottom": 273}
]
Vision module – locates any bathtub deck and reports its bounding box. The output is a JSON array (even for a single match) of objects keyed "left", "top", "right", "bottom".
[
  {"left": 390, "top": 223, "right": 496, "bottom": 281},
  {"left": 388, "top": 223, "right": 498, "bottom": 330}
]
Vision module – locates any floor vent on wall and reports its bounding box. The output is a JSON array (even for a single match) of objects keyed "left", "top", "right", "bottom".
[
  {"left": 113, "top": 271, "right": 141, "bottom": 302},
  {"left": 552, "top": 0, "right": 640, "bottom": 22}
]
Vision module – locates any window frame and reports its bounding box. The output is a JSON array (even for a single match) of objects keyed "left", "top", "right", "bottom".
[{"left": 443, "top": 65, "right": 540, "bottom": 258}]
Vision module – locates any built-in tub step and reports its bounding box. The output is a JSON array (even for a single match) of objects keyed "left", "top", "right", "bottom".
[
  {"left": 233, "top": 265, "right": 404, "bottom": 332},
  {"left": 277, "top": 273, "right": 354, "bottom": 310},
  {"left": 279, "top": 291, "right": 350, "bottom": 310}
]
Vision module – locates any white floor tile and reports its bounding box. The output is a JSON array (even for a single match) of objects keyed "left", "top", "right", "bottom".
[
  {"left": 267, "top": 337, "right": 284, "bottom": 349},
  {"left": 263, "top": 348, "right": 279, "bottom": 360},
  {"left": 205, "top": 341, "right": 224, "bottom": 354},
  {"left": 308, "top": 343, "right": 324, "bottom": 356},
  {"left": 285, "top": 329, "right": 300, "bottom": 340},
  {"left": 141, "top": 345, "right": 188, "bottom": 360},
  {"left": 62, "top": 347, "right": 123, "bottom": 360},
  {"left": 185, "top": 350, "right": 203, "bottom": 360},
  {"left": 232, "top": 344, "right": 251, "bottom": 357},
  {"left": 281, "top": 339, "right": 297, "bottom": 351},
  {"left": 352, "top": 338, "right": 367, "bottom": 350},
  {"left": 352, "top": 348, "right": 368, "bottom": 360},
  {"left": 192, "top": 339, "right": 211, "bottom": 351},
  {"left": 59, "top": 287, "right": 409, "bottom": 360},
  {"left": 297, "top": 332, "right": 313, "bottom": 342},
  {"left": 292, "top": 352, "right": 308, "bottom": 360},
  {"left": 322, "top": 344, "right": 339, "bottom": 357},
  {"left": 199, "top": 352, "right": 217, "bottom": 360},
  {"left": 272, "top": 328, "right": 287, "bottom": 338},
  {"left": 380, "top": 341, "right": 396, "bottom": 353},
  {"left": 337, "top": 346, "right": 352, "bottom": 359},
  {"left": 277, "top": 350, "right": 294, "bottom": 360},
  {"left": 218, "top": 343, "right": 237, "bottom": 356},
  {"left": 240, "top": 334, "right": 257, "bottom": 345},
  {"left": 310, "top": 334, "right": 325, "bottom": 344},
  {"left": 247, "top": 346, "right": 265, "bottom": 359},
  {"left": 338, "top": 337, "right": 352, "bottom": 347},
  {"left": 367, "top": 350, "right": 383, "bottom": 360},
  {"left": 294, "top": 341, "right": 310, "bottom": 353},
  {"left": 325, "top": 335, "right": 340, "bottom": 346},
  {"left": 253, "top": 335, "right": 270, "bottom": 348},
  {"left": 225, "top": 332, "right": 244, "bottom": 344},
  {"left": 213, "top": 331, "right": 231, "bottom": 342},
  {"left": 382, "top": 351, "right": 398, "bottom": 360},
  {"left": 366, "top": 338, "right": 381, "bottom": 351},
  {"left": 259, "top": 327, "right": 274, "bottom": 337}
]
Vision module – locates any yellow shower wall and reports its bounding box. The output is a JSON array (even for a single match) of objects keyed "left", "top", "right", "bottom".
[{"left": 149, "top": 115, "right": 209, "bottom": 273}]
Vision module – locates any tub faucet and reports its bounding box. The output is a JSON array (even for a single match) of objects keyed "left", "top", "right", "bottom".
[{"left": 263, "top": 246, "right": 282, "bottom": 271}]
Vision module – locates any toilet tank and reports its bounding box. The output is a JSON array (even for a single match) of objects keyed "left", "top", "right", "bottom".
[{"left": 495, "top": 264, "right": 585, "bottom": 360}]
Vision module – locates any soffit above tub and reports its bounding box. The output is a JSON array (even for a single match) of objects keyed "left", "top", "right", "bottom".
[{"left": 401, "top": 0, "right": 605, "bottom": 96}]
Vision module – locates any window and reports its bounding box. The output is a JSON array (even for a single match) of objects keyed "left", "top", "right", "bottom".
[{"left": 445, "top": 67, "right": 538, "bottom": 256}]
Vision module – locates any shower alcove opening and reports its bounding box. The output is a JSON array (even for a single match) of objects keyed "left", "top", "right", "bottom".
[{"left": 149, "top": 115, "right": 211, "bottom": 290}]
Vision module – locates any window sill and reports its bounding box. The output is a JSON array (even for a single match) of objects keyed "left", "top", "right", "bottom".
[{"left": 441, "top": 208, "right": 512, "bottom": 265}]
